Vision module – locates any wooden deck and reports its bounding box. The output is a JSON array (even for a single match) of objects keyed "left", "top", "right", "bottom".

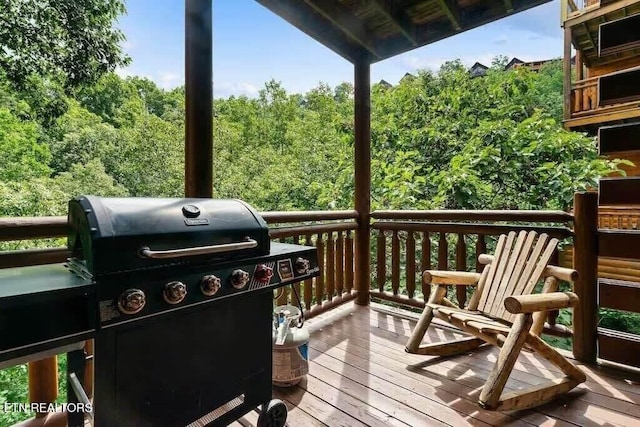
[{"left": 233, "top": 302, "right": 640, "bottom": 427}]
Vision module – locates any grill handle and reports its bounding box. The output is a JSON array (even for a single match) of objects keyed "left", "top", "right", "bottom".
[{"left": 139, "top": 238, "right": 258, "bottom": 259}]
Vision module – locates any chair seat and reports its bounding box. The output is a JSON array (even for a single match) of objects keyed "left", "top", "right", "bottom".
[{"left": 429, "top": 304, "right": 513, "bottom": 334}]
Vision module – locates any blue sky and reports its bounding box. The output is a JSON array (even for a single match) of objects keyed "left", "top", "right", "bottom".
[{"left": 117, "top": 0, "right": 563, "bottom": 98}]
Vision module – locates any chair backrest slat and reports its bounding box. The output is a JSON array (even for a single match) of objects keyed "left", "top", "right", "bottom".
[
  {"left": 476, "top": 231, "right": 558, "bottom": 322},
  {"left": 477, "top": 233, "right": 508, "bottom": 310},
  {"left": 483, "top": 231, "right": 517, "bottom": 313},
  {"left": 489, "top": 230, "right": 531, "bottom": 315}
]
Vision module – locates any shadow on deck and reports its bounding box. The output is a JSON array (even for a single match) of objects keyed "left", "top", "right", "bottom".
[{"left": 235, "top": 302, "right": 640, "bottom": 427}]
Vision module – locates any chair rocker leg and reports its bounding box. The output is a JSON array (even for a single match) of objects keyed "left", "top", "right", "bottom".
[
  {"left": 478, "top": 314, "right": 587, "bottom": 412},
  {"left": 410, "top": 336, "right": 485, "bottom": 356},
  {"left": 478, "top": 313, "right": 532, "bottom": 410},
  {"left": 405, "top": 285, "right": 447, "bottom": 354}
]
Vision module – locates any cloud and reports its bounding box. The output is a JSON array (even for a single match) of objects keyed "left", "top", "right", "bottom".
[
  {"left": 122, "top": 40, "right": 135, "bottom": 52},
  {"left": 494, "top": 35, "right": 509, "bottom": 45},
  {"left": 114, "top": 67, "right": 134, "bottom": 78},
  {"left": 504, "top": 0, "right": 562, "bottom": 40},
  {"left": 214, "top": 82, "right": 260, "bottom": 99},
  {"left": 400, "top": 56, "right": 450, "bottom": 72},
  {"left": 158, "top": 72, "right": 182, "bottom": 89},
  {"left": 400, "top": 53, "right": 520, "bottom": 72}
]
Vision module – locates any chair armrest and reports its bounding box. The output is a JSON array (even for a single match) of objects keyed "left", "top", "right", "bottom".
[
  {"left": 504, "top": 292, "right": 579, "bottom": 314},
  {"left": 423, "top": 270, "right": 481, "bottom": 286}
]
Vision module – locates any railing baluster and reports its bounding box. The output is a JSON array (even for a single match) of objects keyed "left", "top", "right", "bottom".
[
  {"left": 85, "top": 339, "right": 94, "bottom": 398},
  {"left": 476, "top": 234, "right": 487, "bottom": 272},
  {"left": 28, "top": 357, "right": 58, "bottom": 418},
  {"left": 377, "top": 231, "right": 386, "bottom": 292},
  {"left": 292, "top": 234, "right": 301, "bottom": 305},
  {"left": 304, "top": 233, "right": 313, "bottom": 309},
  {"left": 392, "top": 231, "right": 400, "bottom": 295},
  {"left": 421, "top": 232, "right": 431, "bottom": 298},
  {"left": 345, "top": 230, "right": 354, "bottom": 292},
  {"left": 406, "top": 231, "right": 416, "bottom": 298},
  {"left": 336, "top": 231, "right": 344, "bottom": 295},
  {"left": 456, "top": 233, "right": 467, "bottom": 308},
  {"left": 276, "top": 233, "right": 290, "bottom": 305},
  {"left": 438, "top": 232, "right": 448, "bottom": 270},
  {"left": 315, "top": 233, "right": 325, "bottom": 306},
  {"left": 548, "top": 250, "right": 560, "bottom": 326},
  {"left": 326, "top": 231, "right": 335, "bottom": 301}
]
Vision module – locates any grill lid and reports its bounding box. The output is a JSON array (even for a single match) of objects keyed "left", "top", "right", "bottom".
[{"left": 68, "top": 196, "right": 270, "bottom": 275}]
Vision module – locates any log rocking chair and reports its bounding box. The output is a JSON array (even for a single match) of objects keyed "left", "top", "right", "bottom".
[{"left": 405, "top": 231, "right": 587, "bottom": 411}]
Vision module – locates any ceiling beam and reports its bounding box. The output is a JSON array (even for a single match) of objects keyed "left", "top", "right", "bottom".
[
  {"left": 255, "top": 0, "right": 366, "bottom": 63},
  {"left": 436, "top": 0, "right": 462, "bottom": 31},
  {"left": 503, "top": 0, "right": 514, "bottom": 13},
  {"left": 582, "top": 22, "right": 597, "bottom": 52},
  {"left": 375, "top": 0, "right": 552, "bottom": 61},
  {"left": 301, "top": 0, "right": 381, "bottom": 59},
  {"left": 369, "top": 0, "right": 417, "bottom": 45}
]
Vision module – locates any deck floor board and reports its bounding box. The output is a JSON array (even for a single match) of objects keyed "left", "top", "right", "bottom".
[{"left": 243, "top": 302, "right": 640, "bottom": 426}]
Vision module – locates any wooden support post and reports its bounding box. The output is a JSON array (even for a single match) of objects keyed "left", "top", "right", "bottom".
[
  {"left": 563, "top": 25, "right": 573, "bottom": 122},
  {"left": 185, "top": 0, "right": 213, "bottom": 197},
  {"left": 573, "top": 192, "right": 598, "bottom": 363},
  {"left": 456, "top": 233, "right": 467, "bottom": 308},
  {"left": 354, "top": 60, "right": 371, "bottom": 306},
  {"left": 28, "top": 357, "right": 58, "bottom": 418}
]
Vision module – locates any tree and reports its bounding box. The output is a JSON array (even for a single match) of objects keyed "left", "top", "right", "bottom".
[
  {"left": 0, "top": 0, "right": 129, "bottom": 88},
  {"left": 0, "top": 107, "right": 50, "bottom": 181}
]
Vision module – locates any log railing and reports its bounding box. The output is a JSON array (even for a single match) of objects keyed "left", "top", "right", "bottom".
[
  {"left": 1, "top": 199, "right": 610, "bottom": 425},
  {"left": 0, "top": 210, "right": 358, "bottom": 426},
  {"left": 368, "top": 209, "right": 576, "bottom": 340},
  {"left": 599, "top": 206, "right": 640, "bottom": 230},
  {"left": 262, "top": 210, "right": 358, "bottom": 318},
  {"left": 571, "top": 77, "right": 598, "bottom": 115}
]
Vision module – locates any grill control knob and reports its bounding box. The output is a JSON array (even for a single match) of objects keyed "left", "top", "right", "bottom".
[
  {"left": 230, "top": 269, "right": 250, "bottom": 289},
  {"left": 294, "top": 257, "right": 310, "bottom": 274},
  {"left": 163, "top": 281, "right": 187, "bottom": 304},
  {"left": 118, "top": 289, "right": 146, "bottom": 315},
  {"left": 255, "top": 264, "right": 274, "bottom": 284},
  {"left": 200, "top": 274, "right": 221, "bottom": 296}
]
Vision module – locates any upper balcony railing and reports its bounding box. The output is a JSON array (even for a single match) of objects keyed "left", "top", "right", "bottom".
[{"left": 561, "top": 0, "right": 623, "bottom": 24}]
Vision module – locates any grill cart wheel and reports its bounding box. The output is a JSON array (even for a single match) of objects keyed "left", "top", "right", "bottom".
[{"left": 257, "top": 399, "right": 287, "bottom": 427}]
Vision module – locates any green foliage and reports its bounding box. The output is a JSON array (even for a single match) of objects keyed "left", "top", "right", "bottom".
[
  {"left": 0, "top": 56, "right": 632, "bottom": 417},
  {"left": 0, "top": 363, "right": 30, "bottom": 425},
  {"left": 0, "top": 0, "right": 130, "bottom": 88},
  {"left": 362, "top": 60, "right": 624, "bottom": 212},
  {"left": 0, "top": 107, "right": 51, "bottom": 181},
  {"left": 600, "top": 309, "right": 640, "bottom": 335}
]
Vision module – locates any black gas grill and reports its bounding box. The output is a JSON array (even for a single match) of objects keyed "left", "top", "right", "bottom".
[{"left": 0, "top": 196, "right": 319, "bottom": 427}]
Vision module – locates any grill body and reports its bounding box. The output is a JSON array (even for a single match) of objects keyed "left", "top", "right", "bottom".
[
  {"left": 95, "top": 286, "right": 273, "bottom": 426},
  {"left": 1, "top": 196, "right": 321, "bottom": 426},
  {"left": 90, "top": 242, "right": 317, "bottom": 426}
]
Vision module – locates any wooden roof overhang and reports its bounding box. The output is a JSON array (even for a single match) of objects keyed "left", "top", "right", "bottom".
[{"left": 254, "top": 0, "right": 553, "bottom": 64}]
